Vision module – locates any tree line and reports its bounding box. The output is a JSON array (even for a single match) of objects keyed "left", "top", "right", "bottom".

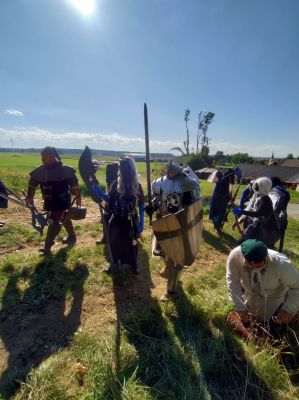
[{"left": 173, "top": 108, "right": 298, "bottom": 171}]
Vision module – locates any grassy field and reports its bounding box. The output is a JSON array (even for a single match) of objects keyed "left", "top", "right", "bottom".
[
  {"left": 1, "top": 152, "right": 299, "bottom": 203},
  {"left": 0, "top": 153, "right": 299, "bottom": 399}
]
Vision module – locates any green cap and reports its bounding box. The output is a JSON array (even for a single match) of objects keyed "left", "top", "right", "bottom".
[{"left": 241, "top": 239, "right": 268, "bottom": 262}]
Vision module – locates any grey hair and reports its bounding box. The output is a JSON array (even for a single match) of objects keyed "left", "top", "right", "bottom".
[{"left": 117, "top": 156, "right": 139, "bottom": 197}]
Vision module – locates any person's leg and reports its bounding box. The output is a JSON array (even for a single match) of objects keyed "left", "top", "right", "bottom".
[
  {"left": 40, "top": 212, "right": 61, "bottom": 255},
  {"left": 130, "top": 241, "right": 139, "bottom": 274},
  {"left": 96, "top": 212, "right": 110, "bottom": 245},
  {"left": 62, "top": 214, "right": 76, "bottom": 245},
  {"left": 212, "top": 199, "right": 227, "bottom": 233},
  {"left": 159, "top": 252, "right": 170, "bottom": 278},
  {"left": 103, "top": 215, "right": 118, "bottom": 274},
  {"left": 161, "top": 257, "right": 183, "bottom": 300}
]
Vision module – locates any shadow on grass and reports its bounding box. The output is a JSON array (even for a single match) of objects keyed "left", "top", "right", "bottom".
[
  {"left": 203, "top": 228, "right": 237, "bottom": 255},
  {"left": 107, "top": 243, "right": 276, "bottom": 399},
  {"left": 268, "top": 323, "right": 299, "bottom": 386},
  {"left": 170, "top": 285, "right": 277, "bottom": 399},
  {"left": 284, "top": 249, "right": 299, "bottom": 265},
  {"left": 110, "top": 245, "right": 207, "bottom": 399},
  {"left": 0, "top": 248, "right": 88, "bottom": 398}
]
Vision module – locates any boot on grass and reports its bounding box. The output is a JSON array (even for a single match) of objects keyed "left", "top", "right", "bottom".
[
  {"left": 39, "top": 219, "right": 60, "bottom": 256},
  {"left": 62, "top": 217, "right": 76, "bottom": 246}
]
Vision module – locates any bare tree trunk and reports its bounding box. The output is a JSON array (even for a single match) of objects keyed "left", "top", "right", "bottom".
[{"left": 184, "top": 109, "right": 190, "bottom": 156}]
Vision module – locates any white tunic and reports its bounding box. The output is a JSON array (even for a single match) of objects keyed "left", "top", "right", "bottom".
[{"left": 226, "top": 246, "right": 299, "bottom": 322}]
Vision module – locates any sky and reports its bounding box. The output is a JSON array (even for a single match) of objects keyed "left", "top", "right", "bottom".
[{"left": 0, "top": 0, "right": 298, "bottom": 157}]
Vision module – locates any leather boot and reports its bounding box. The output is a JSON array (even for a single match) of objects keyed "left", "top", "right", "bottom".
[
  {"left": 62, "top": 216, "right": 76, "bottom": 245},
  {"left": 166, "top": 264, "right": 182, "bottom": 294},
  {"left": 160, "top": 259, "right": 183, "bottom": 300},
  {"left": 40, "top": 219, "right": 61, "bottom": 255}
]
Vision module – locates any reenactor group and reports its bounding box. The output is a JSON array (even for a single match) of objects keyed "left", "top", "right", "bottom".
[{"left": 1, "top": 146, "right": 299, "bottom": 340}]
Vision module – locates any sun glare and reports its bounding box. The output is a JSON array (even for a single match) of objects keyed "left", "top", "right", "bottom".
[{"left": 69, "top": 0, "right": 95, "bottom": 16}]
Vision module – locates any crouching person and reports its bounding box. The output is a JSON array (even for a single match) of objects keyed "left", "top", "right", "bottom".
[
  {"left": 226, "top": 239, "right": 299, "bottom": 339},
  {"left": 26, "top": 146, "right": 81, "bottom": 255}
]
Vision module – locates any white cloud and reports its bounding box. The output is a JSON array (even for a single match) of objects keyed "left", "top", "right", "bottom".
[
  {"left": 0, "top": 126, "right": 180, "bottom": 153},
  {"left": 0, "top": 126, "right": 292, "bottom": 156},
  {"left": 4, "top": 109, "right": 24, "bottom": 117}
]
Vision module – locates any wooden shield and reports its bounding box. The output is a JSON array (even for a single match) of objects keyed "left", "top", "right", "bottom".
[{"left": 152, "top": 199, "right": 203, "bottom": 266}]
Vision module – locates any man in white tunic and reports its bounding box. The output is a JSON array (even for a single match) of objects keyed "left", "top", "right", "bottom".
[{"left": 226, "top": 239, "right": 299, "bottom": 326}]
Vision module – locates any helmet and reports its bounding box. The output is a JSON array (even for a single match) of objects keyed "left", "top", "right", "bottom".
[
  {"left": 41, "top": 146, "right": 61, "bottom": 160},
  {"left": 166, "top": 162, "right": 183, "bottom": 177}
]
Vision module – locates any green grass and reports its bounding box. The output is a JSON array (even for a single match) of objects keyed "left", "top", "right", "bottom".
[
  {"left": 1, "top": 153, "right": 299, "bottom": 399},
  {"left": 0, "top": 217, "right": 298, "bottom": 399},
  {"left": 1, "top": 152, "right": 298, "bottom": 202},
  {"left": 290, "top": 190, "right": 299, "bottom": 204},
  {"left": 0, "top": 152, "right": 165, "bottom": 195}
]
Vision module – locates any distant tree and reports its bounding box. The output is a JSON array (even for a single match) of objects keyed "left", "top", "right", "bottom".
[
  {"left": 183, "top": 109, "right": 190, "bottom": 156},
  {"left": 225, "top": 154, "right": 232, "bottom": 163},
  {"left": 214, "top": 150, "right": 224, "bottom": 160},
  {"left": 287, "top": 153, "right": 294, "bottom": 159},
  {"left": 176, "top": 152, "right": 210, "bottom": 170},
  {"left": 170, "top": 108, "right": 191, "bottom": 156},
  {"left": 170, "top": 109, "right": 215, "bottom": 162},
  {"left": 231, "top": 152, "right": 254, "bottom": 164},
  {"left": 198, "top": 111, "right": 215, "bottom": 159}
]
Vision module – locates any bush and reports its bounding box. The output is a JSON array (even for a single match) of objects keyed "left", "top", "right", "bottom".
[{"left": 176, "top": 153, "right": 212, "bottom": 170}]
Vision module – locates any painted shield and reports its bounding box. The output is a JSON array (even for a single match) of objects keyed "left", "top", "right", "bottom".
[{"left": 152, "top": 199, "right": 203, "bottom": 266}]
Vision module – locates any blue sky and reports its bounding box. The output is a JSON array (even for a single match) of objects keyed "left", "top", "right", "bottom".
[{"left": 0, "top": 0, "right": 298, "bottom": 157}]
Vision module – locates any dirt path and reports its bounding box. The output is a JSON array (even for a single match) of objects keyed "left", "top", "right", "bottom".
[{"left": 0, "top": 200, "right": 226, "bottom": 394}]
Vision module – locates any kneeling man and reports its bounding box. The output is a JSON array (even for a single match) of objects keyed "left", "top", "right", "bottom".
[{"left": 226, "top": 239, "right": 299, "bottom": 331}]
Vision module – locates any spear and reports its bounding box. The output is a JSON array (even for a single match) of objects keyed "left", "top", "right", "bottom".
[{"left": 144, "top": 103, "right": 152, "bottom": 223}]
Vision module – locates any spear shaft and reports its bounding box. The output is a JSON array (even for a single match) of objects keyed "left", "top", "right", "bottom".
[{"left": 144, "top": 103, "right": 152, "bottom": 222}]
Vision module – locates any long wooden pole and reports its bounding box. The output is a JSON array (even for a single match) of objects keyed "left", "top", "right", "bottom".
[{"left": 144, "top": 103, "right": 152, "bottom": 223}]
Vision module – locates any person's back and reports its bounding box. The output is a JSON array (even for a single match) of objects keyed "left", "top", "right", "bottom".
[
  {"left": 234, "top": 177, "right": 280, "bottom": 247},
  {"left": 269, "top": 177, "right": 290, "bottom": 212},
  {"left": 240, "top": 181, "right": 254, "bottom": 209},
  {"left": 209, "top": 169, "right": 234, "bottom": 232},
  {"left": 213, "top": 170, "right": 231, "bottom": 200},
  {"left": 269, "top": 177, "right": 290, "bottom": 231}
]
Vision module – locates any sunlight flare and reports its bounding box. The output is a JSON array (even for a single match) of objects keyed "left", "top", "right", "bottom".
[{"left": 69, "top": 0, "right": 95, "bottom": 16}]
